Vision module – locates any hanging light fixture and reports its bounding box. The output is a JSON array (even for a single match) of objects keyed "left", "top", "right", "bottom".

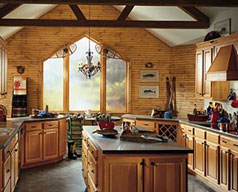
[{"left": 78, "top": 3, "right": 101, "bottom": 79}]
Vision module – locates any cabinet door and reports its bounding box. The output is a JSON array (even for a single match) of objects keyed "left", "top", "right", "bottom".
[
  {"left": 104, "top": 157, "right": 143, "bottom": 192},
  {"left": 147, "top": 157, "right": 186, "bottom": 192},
  {"left": 11, "top": 143, "right": 19, "bottom": 192},
  {"left": 195, "top": 51, "right": 203, "bottom": 97},
  {"left": 206, "top": 142, "right": 219, "bottom": 184},
  {"left": 43, "top": 129, "right": 59, "bottom": 160},
  {"left": 220, "top": 146, "right": 229, "bottom": 191},
  {"left": 185, "top": 135, "right": 194, "bottom": 170},
  {"left": 194, "top": 137, "right": 205, "bottom": 176},
  {"left": 230, "top": 150, "right": 238, "bottom": 192},
  {"left": 203, "top": 48, "right": 212, "bottom": 98},
  {"left": 59, "top": 120, "right": 67, "bottom": 156},
  {"left": 25, "top": 131, "right": 43, "bottom": 163}
]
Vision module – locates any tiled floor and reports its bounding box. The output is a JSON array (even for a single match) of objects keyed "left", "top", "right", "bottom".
[{"left": 15, "top": 159, "right": 219, "bottom": 192}]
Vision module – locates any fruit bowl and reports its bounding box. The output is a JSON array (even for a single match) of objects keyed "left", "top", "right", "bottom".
[{"left": 97, "top": 122, "right": 115, "bottom": 130}]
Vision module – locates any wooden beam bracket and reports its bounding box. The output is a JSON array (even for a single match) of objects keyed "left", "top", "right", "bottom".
[
  {"left": 69, "top": 4, "right": 86, "bottom": 20},
  {"left": 0, "top": 3, "right": 21, "bottom": 18},
  {"left": 117, "top": 5, "right": 134, "bottom": 20}
]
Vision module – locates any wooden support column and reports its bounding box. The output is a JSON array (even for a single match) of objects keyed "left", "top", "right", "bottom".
[
  {"left": 100, "top": 49, "right": 106, "bottom": 113},
  {"left": 63, "top": 56, "right": 69, "bottom": 112}
]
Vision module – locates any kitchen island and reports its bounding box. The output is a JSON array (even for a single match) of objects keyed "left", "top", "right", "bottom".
[{"left": 82, "top": 126, "right": 193, "bottom": 192}]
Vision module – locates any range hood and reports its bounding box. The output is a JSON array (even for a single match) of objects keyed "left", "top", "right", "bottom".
[{"left": 206, "top": 45, "right": 238, "bottom": 81}]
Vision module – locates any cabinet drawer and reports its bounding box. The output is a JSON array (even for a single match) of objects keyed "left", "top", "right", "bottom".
[
  {"left": 229, "top": 138, "right": 238, "bottom": 152},
  {"left": 206, "top": 132, "right": 219, "bottom": 144},
  {"left": 88, "top": 174, "right": 98, "bottom": 192},
  {"left": 3, "top": 156, "right": 11, "bottom": 187},
  {"left": 195, "top": 128, "right": 206, "bottom": 139},
  {"left": 44, "top": 121, "right": 58, "bottom": 129},
  {"left": 88, "top": 139, "right": 98, "bottom": 161},
  {"left": 88, "top": 151, "right": 97, "bottom": 186},
  {"left": 3, "top": 134, "right": 17, "bottom": 161},
  {"left": 136, "top": 120, "right": 155, "bottom": 131},
  {"left": 184, "top": 125, "right": 194, "bottom": 135},
  {"left": 25, "top": 122, "right": 42, "bottom": 131},
  {"left": 220, "top": 136, "right": 230, "bottom": 148}
]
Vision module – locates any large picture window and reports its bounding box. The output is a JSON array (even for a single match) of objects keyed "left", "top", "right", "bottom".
[{"left": 43, "top": 37, "right": 129, "bottom": 113}]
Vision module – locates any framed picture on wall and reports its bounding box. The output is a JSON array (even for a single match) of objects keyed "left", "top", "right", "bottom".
[
  {"left": 214, "top": 18, "right": 231, "bottom": 37},
  {"left": 140, "top": 70, "right": 159, "bottom": 82},
  {"left": 139, "top": 86, "right": 159, "bottom": 98}
]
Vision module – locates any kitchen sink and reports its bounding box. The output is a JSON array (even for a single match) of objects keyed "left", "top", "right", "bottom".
[{"left": 0, "top": 128, "right": 15, "bottom": 136}]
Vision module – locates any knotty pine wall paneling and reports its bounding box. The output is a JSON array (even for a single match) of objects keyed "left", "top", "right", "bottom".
[
  {"left": 170, "top": 45, "right": 203, "bottom": 119},
  {"left": 2, "top": 5, "right": 202, "bottom": 118},
  {"left": 2, "top": 5, "right": 171, "bottom": 117}
]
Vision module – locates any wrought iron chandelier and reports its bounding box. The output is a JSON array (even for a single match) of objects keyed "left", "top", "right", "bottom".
[{"left": 78, "top": 4, "right": 101, "bottom": 79}]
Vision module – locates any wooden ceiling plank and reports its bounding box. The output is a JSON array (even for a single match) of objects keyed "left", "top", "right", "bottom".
[
  {"left": 0, "top": 4, "right": 21, "bottom": 18},
  {"left": 69, "top": 4, "right": 86, "bottom": 20},
  {"left": 0, "top": 19, "right": 209, "bottom": 29},
  {"left": 179, "top": 6, "right": 209, "bottom": 24},
  {"left": 117, "top": 5, "right": 134, "bottom": 20},
  {"left": 0, "top": 0, "right": 237, "bottom": 7}
]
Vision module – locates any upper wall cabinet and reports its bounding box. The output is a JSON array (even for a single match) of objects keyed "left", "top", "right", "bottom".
[
  {"left": 0, "top": 37, "right": 8, "bottom": 98},
  {"left": 195, "top": 34, "right": 238, "bottom": 101}
]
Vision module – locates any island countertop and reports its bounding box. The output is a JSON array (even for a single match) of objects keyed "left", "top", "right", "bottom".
[
  {"left": 0, "top": 115, "right": 68, "bottom": 149},
  {"left": 83, "top": 126, "right": 193, "bottom": 154}
]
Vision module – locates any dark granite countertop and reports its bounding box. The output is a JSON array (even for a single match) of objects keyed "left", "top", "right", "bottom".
[
  {"left": 83, "top": 126, "right": 193, "bottom": 154},
  {"left": 122, "top": 114, "right": 238, "bottom": 139},
  {"left": 0, "top": 115, "right": 68, "bottom": 149}
]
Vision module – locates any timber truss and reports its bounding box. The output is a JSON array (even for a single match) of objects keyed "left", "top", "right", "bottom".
[{"left": 0, "top": 0, "right": 237, "bottom": 29}]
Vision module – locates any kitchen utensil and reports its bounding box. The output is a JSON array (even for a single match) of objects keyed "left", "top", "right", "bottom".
[{"left": 97, "top": 122, "right": 115, "bottom": 130}]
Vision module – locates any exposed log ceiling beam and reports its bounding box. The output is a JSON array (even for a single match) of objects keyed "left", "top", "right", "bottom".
[
  {"left": 0, "top": 3, "right": 21, "bottom": 18},
  {"left": 117, "top": 5, "right": 134, "bottom": 20},
  {"left": 0, "top": 19, "right": 209, "bottom": 29},
  {"left": 0, "top": 0, "right": 237, "bottom": 7},
  {"left": 179, "top": 6, "right": 209, "bottom": 24},
  {"left": 69, "top": 4, "right": 86, "bottom": 20}
]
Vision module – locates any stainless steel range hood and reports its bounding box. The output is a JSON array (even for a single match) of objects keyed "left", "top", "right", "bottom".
[{"left": 206, "top": 45, "right": 238, "bottom": 81}]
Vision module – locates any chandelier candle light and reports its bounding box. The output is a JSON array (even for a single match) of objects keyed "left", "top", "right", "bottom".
[{"left": 78, "top": 4, "right": 101, "bottom": 79}]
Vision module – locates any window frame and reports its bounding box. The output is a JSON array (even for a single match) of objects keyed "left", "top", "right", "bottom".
[{"left": 41, "top": 37, "right": 131, "bottom": 113}]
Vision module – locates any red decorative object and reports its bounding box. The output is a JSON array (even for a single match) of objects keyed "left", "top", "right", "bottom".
[
  {"left": 97, "top": 122, "right": 115, "bottom": 130},
  {"left": 231, "top": 100, "right": 238, "bottom": 108}
]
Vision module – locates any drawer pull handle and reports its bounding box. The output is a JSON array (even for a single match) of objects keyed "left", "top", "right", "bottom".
[
  {"left": 48, "top": 124, "right": 53, "bottom": 126},
  {"left": 91, "top": 170, "right": 95, "bottom": 174},
  {"left": 201, "top": 142, "right": 205, "bottom": 145},
  {"left": 188, "top": 130, "right": 191, "bottom": 132},
  {"left": 14, "top": 149, "right": 18, "bottom": 152},
  {"left": 7, "top": 151, "right": 11, "bottom": 155},
  {"left": 225, "top": 151, "right": 229, "bottom": 154},
  {"left": 143, "top": 124, "right": 149, "bottom": 126},
  {"left": 6, "top": 169, "right": 10, "bottom": 173},
  {"left": 31, "top": 126, "right": 37, "bottom": 128},
  {"left": 222, "top": 140, "right": 227, "bottom": 144},
  {"left": 233, "top": 144, "right": 238, "bottom": 147}
]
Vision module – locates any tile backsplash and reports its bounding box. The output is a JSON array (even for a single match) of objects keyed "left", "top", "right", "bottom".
[{"left": 204, "top": 81, "right": 238, "bottom": 115}]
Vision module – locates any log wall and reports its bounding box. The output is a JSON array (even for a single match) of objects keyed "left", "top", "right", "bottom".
[{"left": 0, "top": 5, "right": 201, "bottom": 118}]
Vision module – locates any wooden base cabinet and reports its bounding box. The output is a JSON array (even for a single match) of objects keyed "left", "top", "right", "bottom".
[{"left": 22, "top": 119, "right": 67, "bottom": 169}]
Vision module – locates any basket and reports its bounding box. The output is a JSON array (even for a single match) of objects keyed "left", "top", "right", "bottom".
[
  {"left": 97, "top": 122, "right": 115, "bottom": 130},
  {"left": 187, "top": 114, "right": 208, "bottom": 122}
]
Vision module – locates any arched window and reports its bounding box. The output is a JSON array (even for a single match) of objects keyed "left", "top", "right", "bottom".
[{"left": 43, "top": 37, "right": 129, "bottom": 113}]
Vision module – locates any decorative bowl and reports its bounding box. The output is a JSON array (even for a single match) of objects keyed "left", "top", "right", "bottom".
[{"left": 97, "top": 122, "right": 115, "bottom": 130}]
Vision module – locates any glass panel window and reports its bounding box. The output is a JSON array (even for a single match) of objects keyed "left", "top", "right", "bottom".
[
  {"left": 106, "top": 58, "right": 126, "bottom": 111},
  {"left": 69, "top": 37, "right": 100, "bottom": 111},
  {"left": 43, "top": 58, "right": 63, "bottom": 111}
]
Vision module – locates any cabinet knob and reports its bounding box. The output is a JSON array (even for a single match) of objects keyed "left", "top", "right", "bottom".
[
  {"left": 7, "top": 151, "right": 11, "bottom": 155},
  {"left": 15, "top": 149, "right": 18, "bottom": 152},
  {"left": 6, "top": 169, "right": 10, "bottom": 173},
  {"left": 150, "top": 162, "right": 155, "bottom": 166},
  {"left": 222, "top": 140, "right": 227, "bottom": 144},
  {"left": 91, "top": 170, "right": 95, "bottom": 174},
  {"left": 233, "top": 144, "right": 238, "bottom": 147}
]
